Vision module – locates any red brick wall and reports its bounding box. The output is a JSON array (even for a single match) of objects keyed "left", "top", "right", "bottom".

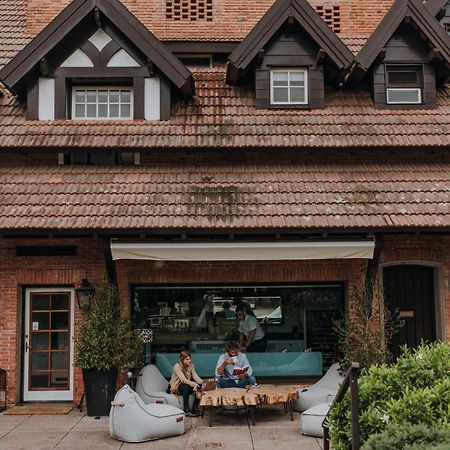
[
  {"left": 26, "top": 0, "right": 395, "bottom": 40},
  {"left": 0, "top": 237, "right": 107, "bottom": 407}
]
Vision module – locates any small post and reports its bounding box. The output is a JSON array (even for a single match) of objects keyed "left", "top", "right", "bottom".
[{"left": 349, "top": 362, "right": 360, "bottom": 450}]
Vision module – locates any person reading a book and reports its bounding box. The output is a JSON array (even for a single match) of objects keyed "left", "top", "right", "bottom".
[
  {"left": 215, "top": 342, "right": 257, "bottom": 388},
  {"left": 168, "top": 350, "right": 203, "bottom": 416},
  {"left": 236, "top": 305, "right": 266, "bottom": 352}
]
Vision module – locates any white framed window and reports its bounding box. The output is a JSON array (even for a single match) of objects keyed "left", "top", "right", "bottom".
[
  {"left": 386, "top": 88, "right": 422, "bottom": 104},
  {"left": 270, "top": 69, "right": 308, "bottom": 105},
  {"left": 385, "top": 65, "right": 422, "bottom": 105},
  {"left": 72, "top": 87, "right": 133, "bottom": 120}
]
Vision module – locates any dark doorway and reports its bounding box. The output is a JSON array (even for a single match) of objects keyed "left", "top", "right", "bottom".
[{"left": 383, "top": 265, "right": 436, "bottom": 358}]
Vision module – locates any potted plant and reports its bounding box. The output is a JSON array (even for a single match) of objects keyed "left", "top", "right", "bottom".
[{"left": 75, "top": 282, "right": 142, "bottom": 416}]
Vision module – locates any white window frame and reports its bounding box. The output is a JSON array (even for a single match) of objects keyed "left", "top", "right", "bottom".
[
  {"left": 386, "top": 88, "right": 422, "bottom": 105},
  {"left": 270, "top": 69, "right": 308, "bottom": 105},
  {"left": 71, "top": 86, "right": 134, "bottom": 120}
]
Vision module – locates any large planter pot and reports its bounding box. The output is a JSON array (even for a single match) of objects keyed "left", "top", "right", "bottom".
[{"left": 82, "top": 368, "right": 118, "bottom": 417}]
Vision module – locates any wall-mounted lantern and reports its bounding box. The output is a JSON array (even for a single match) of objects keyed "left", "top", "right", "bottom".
[{"left": 75, "top": 278, "right": 95, "bottom": 310}]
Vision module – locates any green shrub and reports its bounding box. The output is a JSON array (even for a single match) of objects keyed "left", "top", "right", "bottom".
[
  {"left": 327, "top": 341, "right": 450, "bottom": 450},
  {"left": 361, "top": 423, "right": 450, "bottom": 450}
]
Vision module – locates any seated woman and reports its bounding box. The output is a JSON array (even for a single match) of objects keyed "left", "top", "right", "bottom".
[{"left": 168, "top": 350, "right": 203, "bottom": 416}]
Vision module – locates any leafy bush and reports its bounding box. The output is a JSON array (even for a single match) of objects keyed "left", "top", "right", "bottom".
[
  {"left": 327, "top": 341, "right": 450, "bottom": 450},
  {"left": 361, "top": 423, "right": 450, "bottom": 450},
  {"left": 75, "top": 282, "right": 143, "bottom": 371}
]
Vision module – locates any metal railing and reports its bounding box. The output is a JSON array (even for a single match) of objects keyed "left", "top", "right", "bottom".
[{"left": 323, "top": 362, "right": 360, "bottom": 450}]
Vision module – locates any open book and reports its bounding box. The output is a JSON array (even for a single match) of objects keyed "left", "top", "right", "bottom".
[{"left": 232, "top": 365, "right": 249, "bottom": 376}]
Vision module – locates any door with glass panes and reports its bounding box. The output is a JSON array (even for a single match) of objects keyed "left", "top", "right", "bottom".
[{"left": 23, "top": 288, "right": 74, "bottom": 401}]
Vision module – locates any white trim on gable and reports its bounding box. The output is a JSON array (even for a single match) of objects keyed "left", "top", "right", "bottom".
[
  {"left": 107, "top": 49, "right": 140, "bottom": 67},
  {"left": 88, "top": 28, "right": 112, "bottom": 51},
  {"left": 38, "top": 78, "right": 55, "bottom": 120},
  {"left": 144, "top": 78, "right": 160, "bottom": 120},
  {"left": 60, "top": 49, "right": 94, "bottom": 68}
]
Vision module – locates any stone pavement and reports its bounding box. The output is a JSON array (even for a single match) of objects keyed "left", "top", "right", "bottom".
[{"left": 0, "top": 404, "right": 324, "bottom": 450}]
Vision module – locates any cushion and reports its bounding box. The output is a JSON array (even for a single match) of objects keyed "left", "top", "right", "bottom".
[{"left": 300, "top": 402, "right": 330, "bottom": 438}]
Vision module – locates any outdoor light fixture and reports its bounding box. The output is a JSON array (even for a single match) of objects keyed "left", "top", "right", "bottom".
[{"left": 75, "top": 277, "right": 95, "bottom": 310}]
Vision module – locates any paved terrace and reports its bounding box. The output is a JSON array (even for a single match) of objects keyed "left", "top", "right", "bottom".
[{"left": 0, "top": 405, "right": 324, "bottom": 449}]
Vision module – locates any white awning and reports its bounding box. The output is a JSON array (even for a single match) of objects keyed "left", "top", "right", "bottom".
[{"left": 110, "top": 240, "right": 375, "bottom": 261}]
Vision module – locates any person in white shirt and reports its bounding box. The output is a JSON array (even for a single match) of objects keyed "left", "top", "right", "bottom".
[
  {"left": 215, "top": 342, "right": 257, "bottom": 388},
  {"left": 236, "top": 305, "right": 266, "bottom": 352}
]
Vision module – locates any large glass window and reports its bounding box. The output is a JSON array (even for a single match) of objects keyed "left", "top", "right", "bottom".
[{"left": 132, "top": 284, "right": 344, "bottom": 375}]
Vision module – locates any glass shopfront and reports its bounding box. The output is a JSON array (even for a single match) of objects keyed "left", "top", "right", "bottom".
[{"left": 131, "top": 284, "right": 344, "bottom": 376}]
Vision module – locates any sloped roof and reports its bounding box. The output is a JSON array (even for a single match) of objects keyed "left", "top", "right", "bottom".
[
  {"left": 0, "top": 162, "right": 448, "bottom": 231},
  {"left": 0, "top": 69, "right": 449, "bottom": 149},
  {"left": 425, "top": 0, "right": 449, "bottom": 17},
  {"left": 357, "top": 0, "right": 450, "bottom": 71},
  {"left": 0, "top": 0, "right": 194, "bottom": 97},
  {"left": 227, "top": 0, "right": 353, "bottom": 83}
]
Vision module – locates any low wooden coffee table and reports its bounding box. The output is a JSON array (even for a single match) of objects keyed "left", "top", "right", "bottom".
[
  {"left": 199, "top": 387, "right": 259, "bottom": 427},
  {"left": 246, "top": 384, "right": 302, "bottom": 421}
]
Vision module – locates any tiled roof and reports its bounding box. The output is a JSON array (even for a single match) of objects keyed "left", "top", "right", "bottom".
[
  {"left": 0, "top": 69, "right": 449, "bottom": 149},
  {"left": 0, "top": 162, "right": 448, "bottom": 231}
]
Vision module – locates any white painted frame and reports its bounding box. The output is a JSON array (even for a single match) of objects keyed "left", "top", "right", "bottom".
[
  {"left": 71, "top": 87, "right": 134, "bottom": 120},
  {"left": 270, "top": 68, "right": 308, "bottom": 105},
  {"left": 23, "top": 288, "right": 75, "bottom": 401},
  {"left": 386, "top": 88, "right": 422, "bottom": 104}
]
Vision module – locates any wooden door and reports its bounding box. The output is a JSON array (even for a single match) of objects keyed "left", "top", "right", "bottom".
[
  {"left": 23, "top": 289, "right": 74, "bottom": 401},
  {"left": 383, "top": 265, "right": 435, "bottom": 358}
]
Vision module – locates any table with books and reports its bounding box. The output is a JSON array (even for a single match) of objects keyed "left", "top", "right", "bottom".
[{"left": 199, "top": 387, "right": 259, "bottom": 427}]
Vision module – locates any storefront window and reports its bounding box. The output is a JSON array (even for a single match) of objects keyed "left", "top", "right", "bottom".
[{"left": 131, "top": 284, "right": 344, "bottom": 376}]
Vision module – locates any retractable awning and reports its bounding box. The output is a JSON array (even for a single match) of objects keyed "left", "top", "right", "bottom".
[{"left": 110, "top": 240, "right": 375, "bottom": 261}]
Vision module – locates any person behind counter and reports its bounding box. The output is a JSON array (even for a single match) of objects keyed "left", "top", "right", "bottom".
[{"left": 168, "top": 350, "right": 203, "bottom": 416}]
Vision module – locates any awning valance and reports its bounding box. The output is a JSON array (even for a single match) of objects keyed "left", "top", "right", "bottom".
[{"left": 110, "top": 240, "right": 375, "bottom": 261}]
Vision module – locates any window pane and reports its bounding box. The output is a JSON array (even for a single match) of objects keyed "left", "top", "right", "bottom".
[
  {"left": 387, "top": 88, "right": 421, "bottom": 104},
  {"left": 290, "top": 71, "right": 305, "bottom": 85},
  {"left": 51, "top": 294, "right": 68, "bottom": 310},
  {"left": 86, "top": 90, "right": 97, "bottom": 103},
  {"left": 120, "top": 104, "right": 131, "bottom": 118},
  {"left": 32, "top": 332, "right": 49, "bottom": 350},
  {"left": 32, "top": 312, "right": 49, "bottom": 331},
  {"left": 98, "top": 104, "right": 108, "bottom": 118},
  {"left": 290, "top": 87, "right": 306, "bottom": 103},
  {"left": 75, "top": 104, "right": 85, "bottom": 118},
  {"left": 110, "top": 104, "right": 120, "bottom": 117},
  {"left": 51, "top": 332, "right": 68, "bottom": 350},
  {"left": 75, "top": 91, "right": 86, "bottom": 103},
  {"left": 86, "top": 104, "right": 97, "bottom": 117},
  {"left": 51, "top": 312, "right": 68, "bottom": 330},
  {"left": 31, "top": 373, "right": 48, "bottom": 389},
  {"left": 50, "top": 371, "right": 68, "bottom": 388},
  {"left": 32, "top": 295, "right": 50, "bottom": 311},
  {"left": 51, "top": 352, "right": 68, "bottom": 371},
  {"left": 272, "top": 72, "right": 289, "bottom": 86},
  {"left": 110, "top": 90, "right": 120, "bottom": 103},
  {"left": 121, "top": 91, "right": 131, "bottom": 103},
  {"left": 98, "top": 90, "right": 108, "bottom": 103},
  {"left": 31, "top": 352, "right": 49, "bottom": 371},
  {"left": 273, "top": 87, "right": 289, "bottom": 103}
]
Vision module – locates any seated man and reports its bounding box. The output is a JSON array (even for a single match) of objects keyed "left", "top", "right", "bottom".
[{"left": 215, "top": 342, "right": 257, "bottom": 388}]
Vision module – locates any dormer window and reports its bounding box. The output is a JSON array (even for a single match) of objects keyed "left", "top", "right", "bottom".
[
  {"left": 386, "top": 65, "right": 422, "bottom": 105},
  {"left": 270, "top": 69, "right": 308, "bottom": 105},
  {"left": 72, "top": 87, "right": 133, "bottom": 120}
]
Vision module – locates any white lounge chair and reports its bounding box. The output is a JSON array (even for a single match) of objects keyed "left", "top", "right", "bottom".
[
  {"left": 109, "top": 384, "right": 185, "bottom": 443},
  {"left": 293, "top": 362, "right": 344, "bottom": 413},
  {"left": 135, "top": 364, "right": 194, "bottom": 409}
]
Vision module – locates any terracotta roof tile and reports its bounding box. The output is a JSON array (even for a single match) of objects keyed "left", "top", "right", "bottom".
[
  {"left": 0, "top": 162, "right": 448, "bottom": 231},
  {"left": 1, "top": 69, "right": 449, "bottom": 148}
]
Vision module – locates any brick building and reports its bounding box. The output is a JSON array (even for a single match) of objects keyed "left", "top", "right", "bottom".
[{"left": 0, "top": 0, "right": 449, "bottom": 406}]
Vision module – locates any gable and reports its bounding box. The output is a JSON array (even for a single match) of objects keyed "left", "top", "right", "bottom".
[
  {"left": 226, "top": 0, "right": 353, "bottom": 84},
  {"left": 356, "top": 0, "right": 450, "bottom": 74},
  {"left": 0, "top": 0, "right": 193, "bottom": 99}
]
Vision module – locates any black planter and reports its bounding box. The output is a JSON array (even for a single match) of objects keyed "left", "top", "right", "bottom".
[{"left": 82, "top": 368, "right": 118, "bottom": 417}]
